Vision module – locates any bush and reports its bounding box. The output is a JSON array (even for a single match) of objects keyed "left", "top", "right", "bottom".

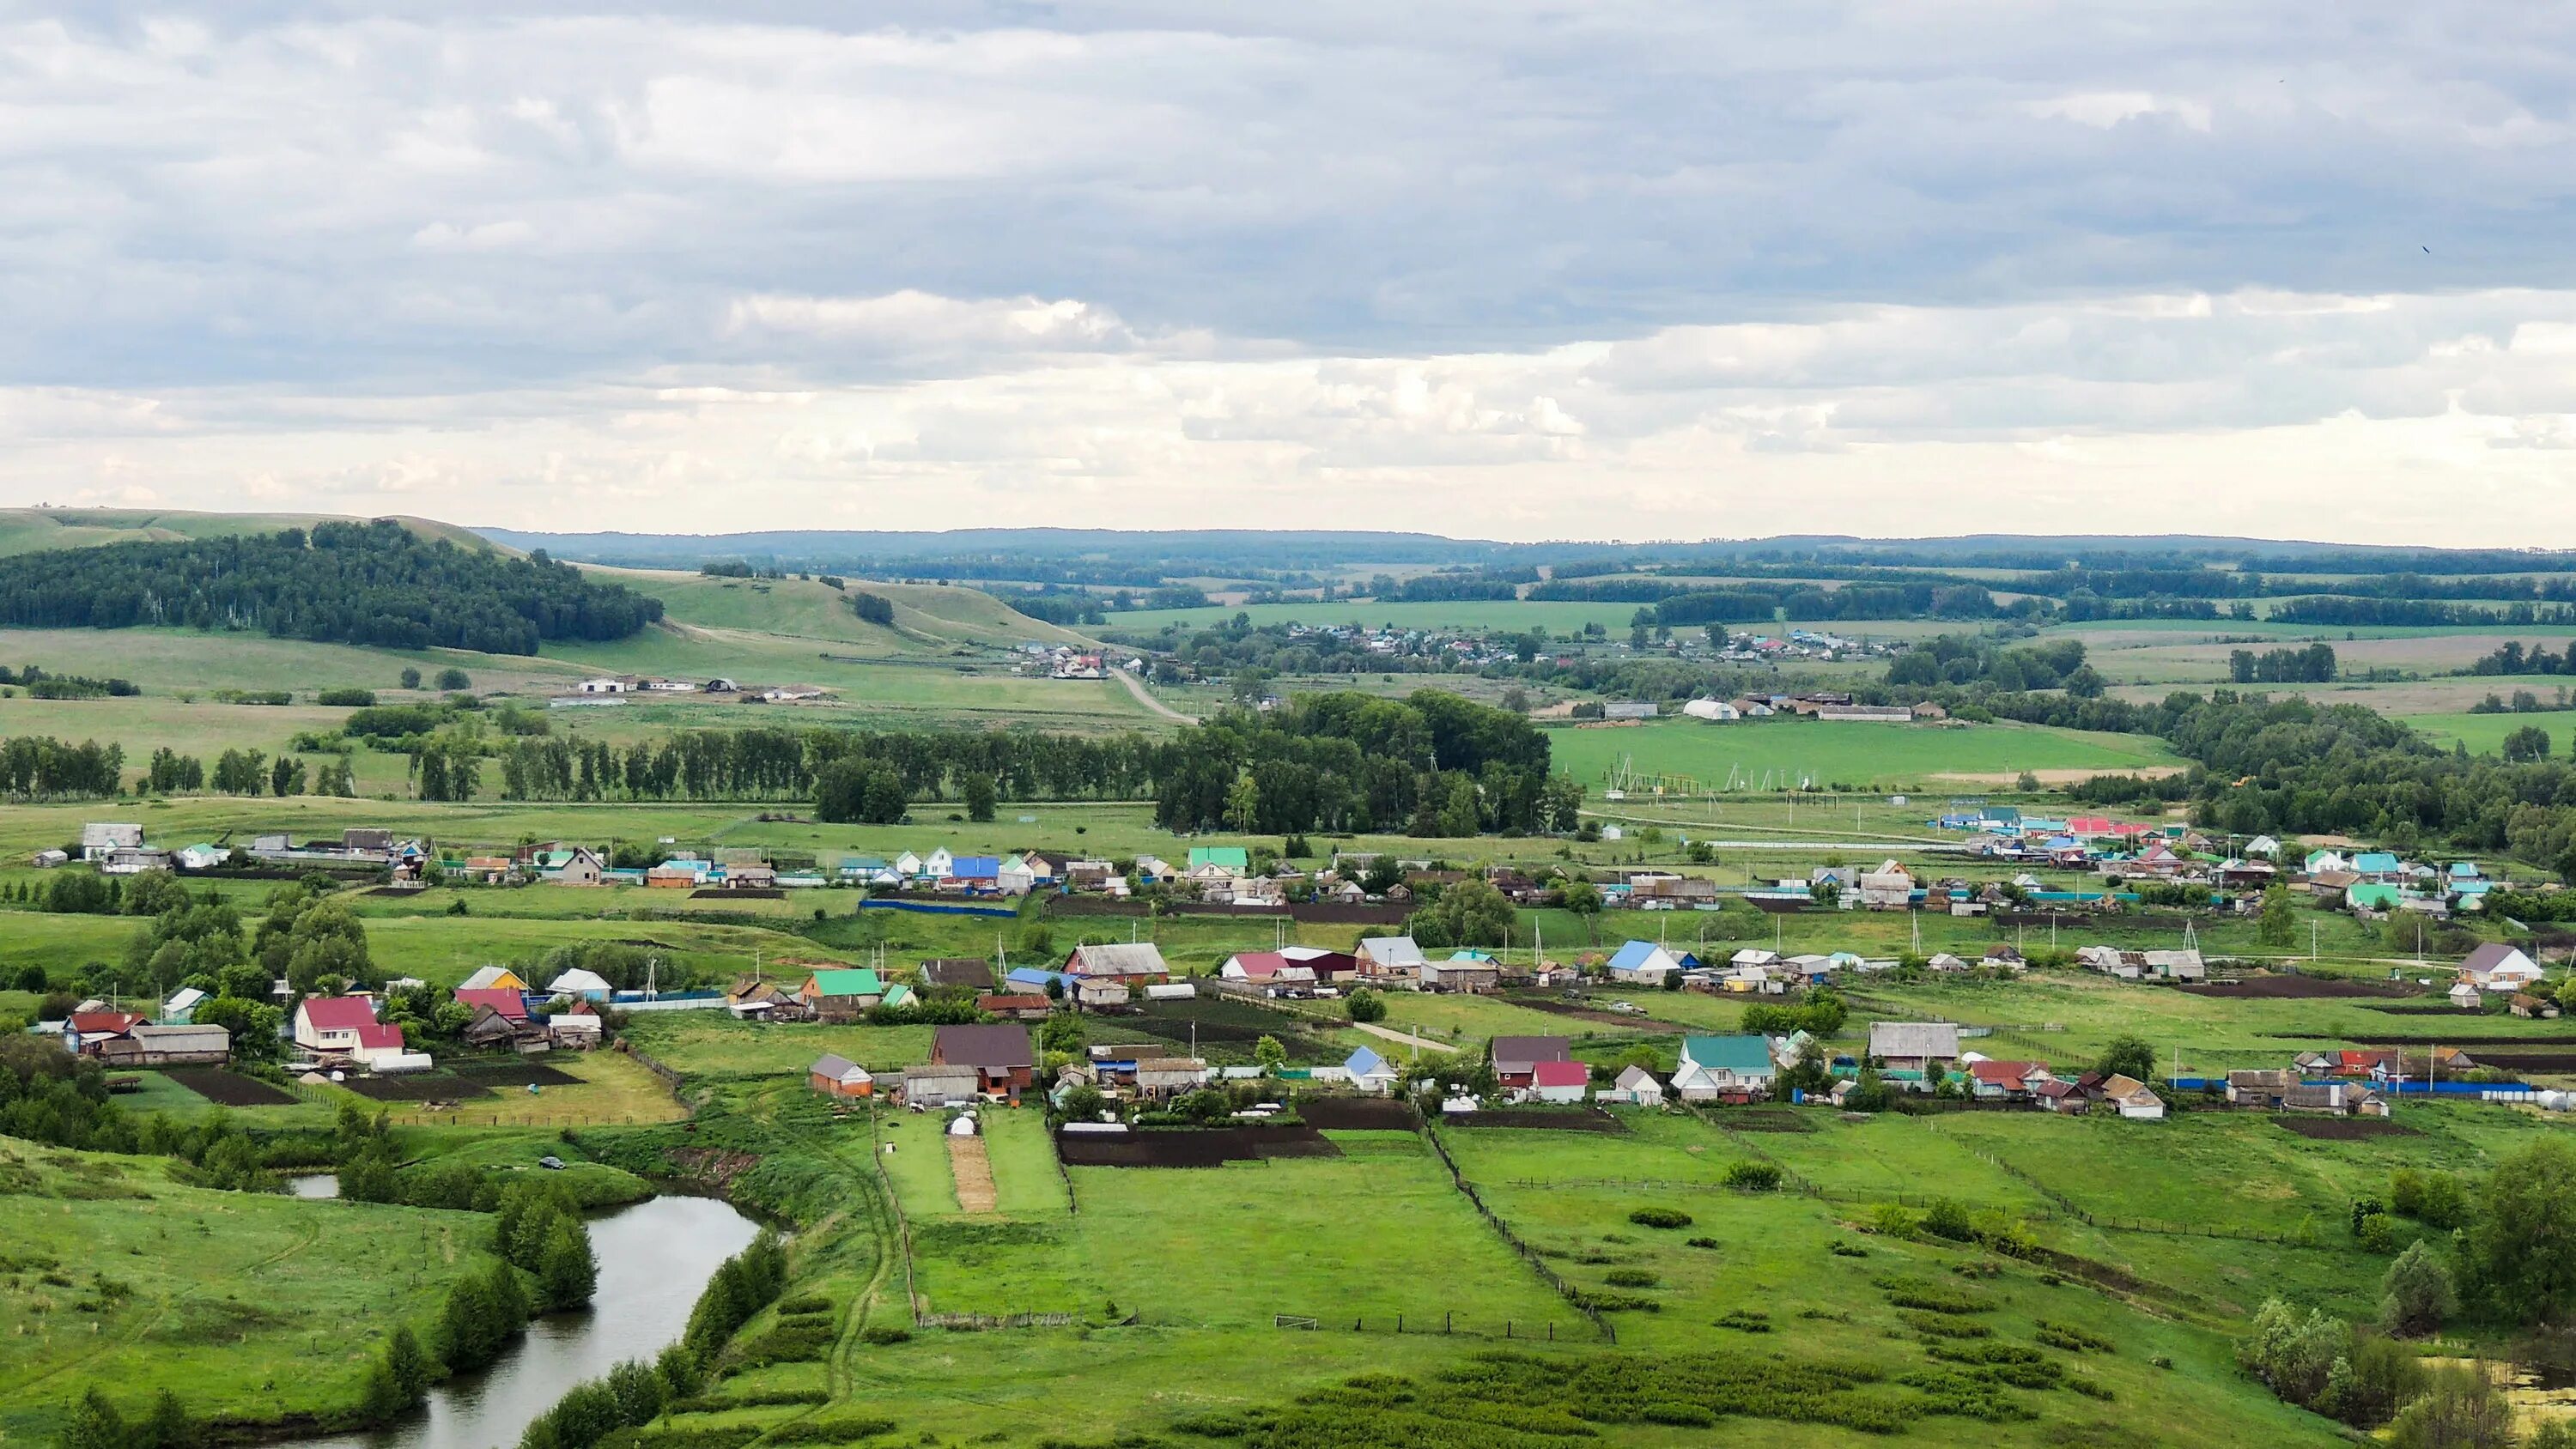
[
  {"left": 2355, "top": 1212, "right": 2399, "bottom": 1255},
  {"left": 1714, "top": 1309, "right": 1771, "bottom": 1333},
  {"left": 1921, "top": 1197, "right": 1978, "bottom": 1243},
  {"left": 1900, "top": 1311, "right": 1992, "bottom": 1339},
  {"left": 1601, "top": 1269, "right": 1658, "bottom": 1288},
  {"left": 1686, "top": 1236, "right": 1723, "bottom": 1250},
  {"left": 1829, "top": 1241, "right": 1869, "bottom": 1258},
  {"left": 1875, "top": 1277, "right": 1996, "bottom": 1315},
  {"left": 1722, "top": 1160, "right": 1783, "bottom": 1191},
  {"left": 774, "top": 1294, "right": 831, "bottom": 1315},
  {"left": 1571, "top": 1290, "right": 1661, "bottom": 1313},
  {"left": 857, "top": 1325, "right": 912, "bottom": 1345},
  {"left": 756, "top": 1418, "right": 897, "bottom": 1445},
  {"left": 1627, "top": 1207, "right": 1692, "bottom": 1229},
  {"left": 2035, "top": 1320, "right": 2115, "bottom": 1354},
  {"left": 2380, "top": 1241, "right": 2457, "bottom": 1337}
]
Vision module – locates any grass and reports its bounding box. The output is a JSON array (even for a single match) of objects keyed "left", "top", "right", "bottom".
[
  {"left": 1546, "top": 717, "right": 2186, "bottom": 792},
  {"left": 2398, "top": 709, "right": 2576, "bottom": 756},
  {"left": 317, "top": 1048, "right": 688, "bottom": 1128},
  {"left": 624, "top": 1014, "right": 936, "bottom": 1080},
  {"left": 0, "top": 1138, "right": 498, "bottom": 1443}
]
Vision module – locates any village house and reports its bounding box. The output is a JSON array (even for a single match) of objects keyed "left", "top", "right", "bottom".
[
  {"left": 1868, "top": 1022, "right": 1960, "bottom": 1085},
  {"left": 1341, "top": 1046, "right": 1400, "bottom": 1094},
  {"left": 292, "top": 996, "right": 409, "bottom": 1067},
  {"left": 1133, "top": 1058, "right": 1212, "bottom": 1099},
  {"left": 1358, "top": 936, "right": 1427, "bottom": 981},
  {"left": 546, "top": 968, "right": 613, "bottom": 1002},
  {"left": 1219, "top": 951, "right": 1319, "bottom": 993},
  {"left": 2032, "top": 1079, "right": 2089, "bottom": 1114},
  {"left": 2097, "top": 1073, "right": 2167, "bottom": 1120},
  {"left": 536, "top": 846, "right": 608, "bottom": 886},
  {"left": 901, "top": 1065, "right": 981, "bottom": 1108},
  {"left": 1490, "top": 1035, "right": 1572, "bottom": 1089},
  {"left": 2460, "top": 943, "right": 2546, "bottom": 992},
  {"left": 1065, "top": 942, "right": 1170, "bottom": 986},
  {"left": 920, "top": 958, "right": 997, "bottom": 991},
  {"left": 1680, "top": 1035, "right": 1777, "bottom": 1096},
  {"left": 1856, "top": 860, "right": 1917, "bottom": 909},
  {"left": 1965, "top": 1059, "right": 2051, "bottom": 1101},
  {"left": 799, "top": 967, "right": 914, "bottom": 1022},
  {"left": 1603, "top": 1064, "right": 1665, "bottom": 1106},
  {"left": 1526, "top": 1060, "right": 1591, "bottom": 1104},
  {"left": 930, "top": 1023, "right": 1036, "bottom": 1095},
  {"left": 100, "top": 1023, "right": 232, "bottom": 1069},
  {"left": 80, "top": 822, "right": 143, "bottom": 863},
  {"left": 1607, "top": 939, "right": 1684, "bottom": 986},
  {"left": 59, "top": 1009, "right": 144, "bottom": 1056},
  {"left": 977, "top": 992, "right": 1052, "bottom": 1022},
  {"left": 1420, "top": 950, "right": 1500, "bottom": 993},
  {"left": 807, "top": 1053, "right": 876, "bottom": 1099}
]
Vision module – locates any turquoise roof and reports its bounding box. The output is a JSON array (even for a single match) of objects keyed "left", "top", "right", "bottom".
[
  {"left": 1682, "top": 1035, "right": 1775, "bottom": 1074},
  {"left": 1188, "top": 846, "right": 1250, "bottom": 872}
]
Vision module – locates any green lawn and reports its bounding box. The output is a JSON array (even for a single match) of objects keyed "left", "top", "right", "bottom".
[{"left": 624, "top": 1014, "right": 936, "bottom": 1080}]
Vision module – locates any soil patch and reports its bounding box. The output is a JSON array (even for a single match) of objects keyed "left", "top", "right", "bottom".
[
  {"left": 692, "top": 888, "right": 783, "bottom": 900},
  {"left": 2180, "top": 976, "right": 2421, "bottom": 1000},
  {"left": 949, "top": 1134, "right": 998, "bottom": 1212},
  {"left": 337, "top": 1074, "right": 495, "bottom": 1103},
  {"left": 451, "top": 1060, "right": 582, "bottom": 1087},
  {"left": 1712, "top": 1108, "right": 1818, "bottom": 1134},
  {"left": 1445, "top": 1108, "right": 1630, "bottom": 1133},
  {"left": 2275, "top": 1118, "right": 2423, "bottom": 1141},
  {"left": 1296, "top": 1098, "right": 1422, "bottom": 1131},
  {"left": 2441, "top": 1052, "right": 2576, "bottom": 1073},
  {"left": 165, "top": 1068, "right": 297, "bottom": 1106},
  {"left": 1055, "top": 1124, "right": 1341, "bottom": 1168}
]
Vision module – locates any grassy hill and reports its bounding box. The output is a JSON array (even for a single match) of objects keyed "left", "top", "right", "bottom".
[{"left": 0, "top": 507, "right": 491, "bottom": 556}]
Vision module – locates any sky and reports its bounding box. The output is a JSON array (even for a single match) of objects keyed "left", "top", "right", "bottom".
[{"left": 6, "top": 3, "right": 2576, "bottom": 543}]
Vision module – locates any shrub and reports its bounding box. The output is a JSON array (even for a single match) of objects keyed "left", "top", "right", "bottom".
[
  {"left": 1602, "top": 1269, "right": 1658, "bottom": 1288},
  {"left": 1921, "top": 1197, "right": 1978, "bottom": 1243},
  {"left": 1572, "top": 1290, "right": 1661, "bottom": 1313},
  {"left": 1868, "top": 1202, "right": 1919, "bottom": 1239},
  {"left": 1829, "top": 1241, "right": 1869, "bottom": 1258},
  {"left": 1899, "top": 1311, "right": 1993, "bottom": 1339},
  {"left": 756, "top": 1418, "right": 897, "bottom": 1445},
  {"left": 1639, "top": 1402, "right": 1716, "bottom": 1426},
  {"left": 1627, "top": 1207, "right": 1692, "bottom": 1229},
  {"left": 1714, "top": 1310, "right": 1771, "bottom": 1333},
  {"left": 1722, "top": 1160, "right": 1783, "bottom": 1191},
  {"left": 857, "top": 1325, "right": 911, "bottom": 1345},
  {"left": 774, "top": 1294, "right": 831, "bottom": 1315},
  {"left": 2355, "top": 1212, "right": 2399, "bottom": 1255},
  {"left": 2036, "top": 1320, "right": 2116, "bottom": 1354},
  {"left": 2380, "top": 1241, "right": 2457, "bottom": 1337},
  {"left": 1686, "top": 1236, "right": 1722, "bottom": 1250}
]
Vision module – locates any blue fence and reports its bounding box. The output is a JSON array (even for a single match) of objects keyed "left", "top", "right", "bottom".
[{"left": 2168, "top": 1076, "right": 2535, "bottom": 1098}]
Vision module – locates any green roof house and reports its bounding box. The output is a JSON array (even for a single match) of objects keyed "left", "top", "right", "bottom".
[{"left": 1188, "top": 846, "right": 1250, "bottom": 873}]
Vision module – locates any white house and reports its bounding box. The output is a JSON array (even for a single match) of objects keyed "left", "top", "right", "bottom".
[
  {"left": 923, "top": 847, "right": 954, "bottom": 879},
  {"left": 893, "top": 851, "right": 924, "bottom": 878},
  {"left": 1603, "top": 1064, "right": 1665, "bottom": 1106},
  {"left": 1668, "top": 1058, "right": 1722, "bottom": 1102},
  {"left": 81, "top": 823, "right": 143, "bottom": 862},
  {"left": 291, "top": 996, "right": 409, "bottom": 1067},
  {"left": 1856, "top": 860, "right": 1916, "bottom": 909},
  {"left": 1343, "top": 1046, "right": 1400, "bottom": 1094},
  {"left": 546, "top": 968, "right": 614, "bottom": 1002},
  {"left": 996, "top": 855, "right": 1038, "bottom": 897},
  {"left": 1527, "top": 1060, "right": 1590, "bottom": 1104},
  {"left": 2460, "top": 943, "right": 2545, "bottom": 991},
  {"left": 1607, "top": 940, "right": 1683, "bottom": 985}
]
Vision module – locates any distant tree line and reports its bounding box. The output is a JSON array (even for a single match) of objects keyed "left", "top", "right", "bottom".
[
  {"left": 0, "top": 736, "right": 123, "bottom": 797},
  {"left": 2230, "top": 644, "right": 2339, "bottom": 683},
  {"left": 0, "top": 520, "right": 664, "bottom": 654}
]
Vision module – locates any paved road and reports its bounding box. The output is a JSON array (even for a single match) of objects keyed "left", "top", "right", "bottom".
[{"left": 1111, "top": 666, "right": 1194, "bottom": 723}]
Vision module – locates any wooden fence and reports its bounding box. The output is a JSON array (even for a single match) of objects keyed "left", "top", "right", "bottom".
[{"left": 1419, "top": 1125, "right": 1614, "bottom": 1344}]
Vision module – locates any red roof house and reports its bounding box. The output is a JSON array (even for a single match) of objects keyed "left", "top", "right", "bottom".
[
  {"left": 1966, "top": 1059, "right": 2050, "bottom": 1099},
  {"left": 453, "top": 988, "right": 528, "bottom": 1022},
  {"left": 64, "top": 1010, "right": 145, "bottom": 1054},
  {"left": 293, "top": 995, "right": 406, "bottom": 1061},
  {"left": 1528, "top": 1059, "right": 1592, "bottom": 1102}
]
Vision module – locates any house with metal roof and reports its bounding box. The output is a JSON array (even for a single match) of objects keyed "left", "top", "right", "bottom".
[
  {"left": 1680, "top": 1034, "right": 1777, "bottom": 1088},
  {"left": 1607, "top": 940, "right": 1683, "bottom": 985}
]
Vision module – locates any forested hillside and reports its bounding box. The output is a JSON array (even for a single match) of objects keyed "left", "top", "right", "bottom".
[{"left": 0, "top": 521, "right": 662, "bottom": 654}]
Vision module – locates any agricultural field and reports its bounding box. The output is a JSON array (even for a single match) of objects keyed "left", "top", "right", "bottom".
[
  {"left": 2396, "top": 709, "right": 2576, "bottom": 756},
  {"left": 1546, "top": 718, "right": 2186, "bottom": 793}
]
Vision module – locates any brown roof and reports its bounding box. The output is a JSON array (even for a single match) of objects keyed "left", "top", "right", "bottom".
[
  {"left": 920, "top": 958, "right": 996, "bottom": 990},
  {"left": 933, "top": 1023, "right": 1033, "bottom": 1071},
  {"left": 1490, "top": 1035, "right": 1571, "bottom": 1071},
  {"left": 976, "top": 993, "right": 1049, "bottom": 1011}
]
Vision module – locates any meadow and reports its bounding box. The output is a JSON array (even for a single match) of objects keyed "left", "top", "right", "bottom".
[
  {"left": 1544, "top": 717, "right": 2186, "bottom": 792},
  {"left": 0, "top": 1139, "right": 499, "bottom": 1441}
]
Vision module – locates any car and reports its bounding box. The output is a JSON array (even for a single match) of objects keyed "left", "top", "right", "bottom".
[{"left": 538, "top": 1155, "right": 565, "bottom": 1171}]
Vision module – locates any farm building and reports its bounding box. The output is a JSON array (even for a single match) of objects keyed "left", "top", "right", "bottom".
[
  {"left": 1867, "top": 1022, "right": 1960, "bottom": 1082},
  {"left": 902, "top": 1066, "right": 980, "bottom": 1108},
  {"left": 2099, "top": 1074, "right": 2166, "bottom": 1120},
  {"left": 1066, "top": 943, "right": 1170, "bottom": 985},
  {"left": 98, "top": 1024, "right": 230, "bottom": 1068},
  {"left": 1342, "top": 1046, "right": 1400, "bottom": 1094},
  {"left": 808, "top": 1053, "right": 875, "bottom": 1098}
]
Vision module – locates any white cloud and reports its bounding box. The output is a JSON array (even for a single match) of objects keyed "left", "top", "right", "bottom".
[{"left": 0, "top": 4, "right": 2573, "bottom": 540}]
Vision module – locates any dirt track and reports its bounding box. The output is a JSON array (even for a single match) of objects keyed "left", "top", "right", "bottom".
[{"left": 949, "top": 1133, "right": 997, "bottom": 1213}]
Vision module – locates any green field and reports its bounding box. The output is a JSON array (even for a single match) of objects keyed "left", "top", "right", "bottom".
[
  {"left": 2398, "top": 709, "right": 2576, "bottom": 756},
  {"left": 0, "top": 1139, "right": 500, "bottom": 1440},
  {"left": 1546, "top": 717, "right": 2186, "bottom": 791}
]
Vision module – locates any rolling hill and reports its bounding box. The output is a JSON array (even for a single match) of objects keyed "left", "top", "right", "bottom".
[{"left": 0, "top": 506, "right": 491, "bottom": 555}]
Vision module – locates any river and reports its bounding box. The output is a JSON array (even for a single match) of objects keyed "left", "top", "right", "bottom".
[{"left": 289, "top": 1193, "right": 762, "bottom": 1449}]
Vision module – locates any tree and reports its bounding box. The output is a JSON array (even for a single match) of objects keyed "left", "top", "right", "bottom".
[
  {"left": 1059, "top": 1082, "right": 1107, "bottom": 1121},
  {"left": 140, "top": 1389, "right": 196, "bottom": 1449},
  {"left": 962, "top": 773, "right": 998, "bottom": 823},
  {"left": 2470, "top": 1137, "right": 2576, "bottom": 1323},
  {"left": 815, "top": 758, "right": 906, "bottom": 825},
  {"left": 1404, "top": 878, "right": 1515, "bottom": 950},
  {"left": 436, "top": 668, "right": 471, "bottom": 691},
  {"left": 1779, "top": 1039, "right": 1830, "bottom": 1096},
  {"left": 1345, "top": 987, "right": 1386, "bottom": 1024},
  {"left": 1253, "top": 1034, "right": 1286, "bottom": 1074},
  {"left": 2504, "top": 724, "right": 2555, "bottom": 763},
  {"left": 1224, "top": 769, "right": 1261, "bottom": 833},
  {"left": 2094, "top": 1034, "right": 2156, "bottom": 1084},
  {"left": 538, "top": 1217, "right": 598, "bottom": 1309},
  {"left": 61, "top": 1390, "right": 128, "bottom": 1449},
  {"left": 2380, "top": 1241, "right": 2457, "bottom": 1337},
  {"left": 1558, "top": 879, "right": 1603, "bottom": 943},
  {"left": 2258, "top": 886, "right": 2297, "bottom": 948},
  {"left": 358, "top": 1360, "right": 408, "bottom": 1423},
  {"left": 2238, "top": 1297, "right": 2348, "bottom": 1408},
  {"left": 399, "top": 667, "right": 422, "bottom": 689},
  {"left": 2385, "top": 1363, "right": 2516, "bottom": 1448}
]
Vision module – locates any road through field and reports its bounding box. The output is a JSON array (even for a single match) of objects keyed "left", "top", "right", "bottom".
[
  {"left": 1111, "top": 667, "right": 1194, "bottom": 722},
  {"left": 1353, "top": 1021, "right": 1453, "bottom": 1052}
]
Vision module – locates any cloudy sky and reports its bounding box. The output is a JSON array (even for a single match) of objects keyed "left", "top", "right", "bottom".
[{"left": 6, "top": 3, "right": 2576, "bottom": 543}]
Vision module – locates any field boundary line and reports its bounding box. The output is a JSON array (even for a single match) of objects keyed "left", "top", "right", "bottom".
[
  {"left": 864, "top": 1108, "right": 925, "bottom": 1325},
  {"left": 1419, "top": 1122, "right": 1613, "bottom": 1344}
]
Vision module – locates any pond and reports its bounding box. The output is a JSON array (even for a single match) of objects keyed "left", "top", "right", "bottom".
[
  {"left": 285, "top": 1173, "right": 339, "bottom": 1200},
  {"left": 288, "top": 1193, "right": 761, "bottom": 1449}
]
